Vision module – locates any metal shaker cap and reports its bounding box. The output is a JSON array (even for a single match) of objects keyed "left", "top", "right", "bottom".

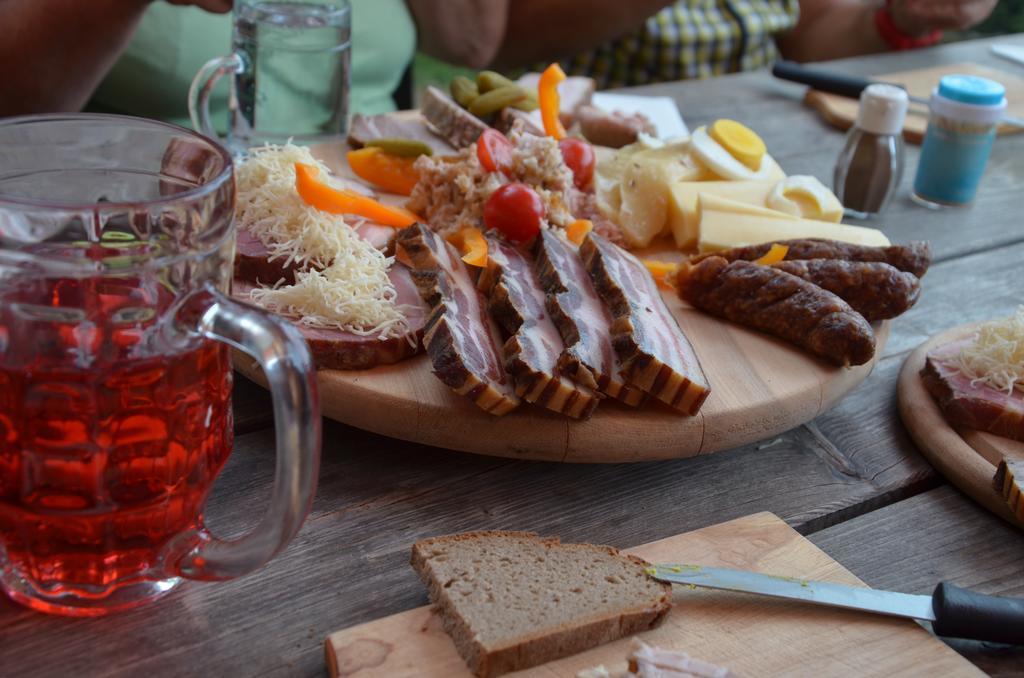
[{"left": 856, "top": 84, "right": 909, "bottom": 136}]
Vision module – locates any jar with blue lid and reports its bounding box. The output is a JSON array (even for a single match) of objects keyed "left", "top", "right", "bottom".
[{"left": 912, "top": 74, "right": 1007, "bottom": 207}]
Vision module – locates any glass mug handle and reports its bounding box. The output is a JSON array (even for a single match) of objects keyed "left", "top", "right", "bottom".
[
  {"left": 188, "top": 54, "right": 245, "bottom": 140},
  {"left": 166, "top": 286, "right": 321, "bottom": 581}
]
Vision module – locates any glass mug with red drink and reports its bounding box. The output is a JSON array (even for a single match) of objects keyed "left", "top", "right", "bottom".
[{"left": 0, "top": 114, "right": 321, "bottom": 616}]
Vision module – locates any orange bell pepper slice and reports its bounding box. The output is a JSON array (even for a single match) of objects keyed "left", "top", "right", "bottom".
[
  {"left": 346, "top": 147, "right": 420, "bottom": 196},
  {"left": 643, "top": 259, "right": 680, "bottom": 290},
  {"left": 752, "top": 243, "right": 789, "bottom": 265},
  {"left": 294, "top": 163, "right": 420, "bottom": 228},
  {"left": 538, "top": 63, "right": 567, "bottom": 140},
  {"left": 446, "top": 227, "right": 488, "bottom": 267},
  {"left": 566, "top": 219, "right": 593, "bottom": 245}
]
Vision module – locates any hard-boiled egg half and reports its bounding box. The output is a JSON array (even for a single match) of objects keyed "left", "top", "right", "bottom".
[
  {"left": 690, "top": 120, "right": 786, "bottom": 181},
  {"left": 767, "top": 175, "right": 844, "bottom": 223}
]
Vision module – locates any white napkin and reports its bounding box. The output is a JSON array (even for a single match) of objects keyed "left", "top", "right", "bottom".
[{"left": 991, "top": 44, "right": 1024, "bottom": 68}]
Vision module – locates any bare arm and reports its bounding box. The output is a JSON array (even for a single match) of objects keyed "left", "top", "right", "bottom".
[
  {"left": 778, "top": 0, "right": 997, "bottom": 63},
  {"left": 0, "top": 0, "right": 231, "bottom": 116},
  {"left": 405, "top": 0, "right": 509, "bottom": 70},
  {"left": 406, "top": 0, "right": 676, "bottom": 70},
  {"left": 492, "top": 0, "right": 677, "bottom": 69}
]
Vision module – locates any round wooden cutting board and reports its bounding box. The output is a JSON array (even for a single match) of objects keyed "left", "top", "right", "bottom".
[
  {"left": 236, "top": 290, "right": 888, "bottom": 462},
  {"left": 898, "top": 323, "right": 1024, "bottom": 529},
  {"left": 234, "top": 138, "right": 887, "bottom": 462}
]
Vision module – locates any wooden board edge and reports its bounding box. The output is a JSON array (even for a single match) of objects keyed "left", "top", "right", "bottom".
[
  {"left": 232, "top": 315, "right": 887, "bottom": 463},
  {"left": 896, "top": 326, "right": 1024, "bottom": 530}
]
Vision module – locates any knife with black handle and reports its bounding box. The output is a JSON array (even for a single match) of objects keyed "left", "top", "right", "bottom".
[
  {"left": 649, "top": 565, "right": 1024, "bottom": 646},
  {"left": 931, "top": 582, "right": 1024, "bottom": 645},
  {"left": 773, "top": 60, "right": 887, "bottom": 100}
]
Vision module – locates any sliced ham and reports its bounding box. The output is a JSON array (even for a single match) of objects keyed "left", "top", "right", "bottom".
[
  {"left": 420, "top": 86, "right": 489, "bottom": 150},
  {"left": 581, "top": 232, "right": 711, "bottom": 415},
  {"left": 232, "top": 265, "right": 425, "bottom": 370},
  {"left": 234, "top": 219, "right": 396, "bottom": 285},
  {"left": 576, "top": 105, "right": 657, "bottom": 149},
  {"left": 235, "top": 227, "right": 298, "bottom": 285},
  {"left": 348, "top": 112, "right": 457, "bottom": 157},
  {"left": 351, "top": 218, "right": 396, "bottom": 253},
  {"left": 534, "top": 229, "right": 645, "bottom": 407},
  {"left": 478, "top": 236, "right": 601, "bottom": 419},
  {"left": 922, "top": 339, "right": 1024, "bottom": 441},
  {"left": 395, "top": 223, "right": 520, "bottom": 416}
]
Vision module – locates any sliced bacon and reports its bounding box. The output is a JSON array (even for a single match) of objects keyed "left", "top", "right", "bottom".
[
  {"left": 478, "top": 236, "right": 600, "bottom": 419},
  {"left": 395, "top": 223, "right": 520, "bottom": 416},
  {"left": 581, "top": 232, "right": 711, "bottom": 415},
  {"left": 533, "top": 229, "right": 645, "bottom": 407},
  {"left": 232, "top": 264, "right": 424, "bottom": 370}
]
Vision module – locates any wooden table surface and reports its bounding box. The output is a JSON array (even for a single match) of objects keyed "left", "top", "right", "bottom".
[{"left": 3, "top": 35, "right": 1023, "bottom": 678}]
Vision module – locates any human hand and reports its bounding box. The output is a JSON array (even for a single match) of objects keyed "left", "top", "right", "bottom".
[
  {"left": 164, "top": 0, "right": 233, "bottom": 12},
  {"left": 888, "top": 0, "right": 997, "bottom": 37}
]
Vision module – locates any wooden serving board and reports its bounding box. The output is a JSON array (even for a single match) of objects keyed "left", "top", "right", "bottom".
[
  {"left": 233, "top": 140, "right": 888, "bottom": 462},
  {"left": 806, "top": 62, "right": 1024, "bottom": 144},
  {"left": 897, "top": 323, "right": 1024, "bottom": 530},
  {"left": 324, "top": 512, "right": 981, "bottom": 677}
]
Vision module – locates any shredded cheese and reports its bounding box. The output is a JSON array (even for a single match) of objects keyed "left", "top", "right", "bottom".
[
  {"left": 952, "top": 306, "right": 1024, "bottom": 395},
  {"left": 236, "top": 144, "right": 409, "bottom": 338},
  {"left": 237, "top": 144, "right": 351, "bottom": 269},
  {"left": 249, "top": 262, "right": 413, "bottom": 340}
]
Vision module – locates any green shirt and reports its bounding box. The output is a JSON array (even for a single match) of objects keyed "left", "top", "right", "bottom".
[{"left": 92, "top": 0, "right": 416, "bottom": 130}]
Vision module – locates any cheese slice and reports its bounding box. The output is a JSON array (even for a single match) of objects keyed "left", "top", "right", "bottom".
[
  {"left": 767, "top": 175, "right": 844, "bottom": 223},
  {"left": 668, "top": 181, "right": 778, "bottom": 249},
  {"left": 597, "top": 142, "right": 706, "bottom": 247},
  {"left": 698, "top": 197, "right": 890, "bottom": 252},
  {"left": 698, "top": 194, "right": 804, "bottom": 220}
]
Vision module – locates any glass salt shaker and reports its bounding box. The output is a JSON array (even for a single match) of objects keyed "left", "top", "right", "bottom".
[
  {"left": 833, "top": 84, "right": 909, "bottom": 219},
  {"left": 912, "top": 75, "right": 1007, "bottom": 208}
]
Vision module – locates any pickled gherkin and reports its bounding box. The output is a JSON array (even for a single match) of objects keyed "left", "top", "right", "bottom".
[
  {"left": 476, "top": 70, "right": 518, "bottom": 93},
  {"left": 364, "top": 138, "right": 434, "bottom": 157},
  {"left": 450, "top": 76, "right": 479, "bottom": 108},
  {"left": 468, "top": 86, "right": 529, "bottom": 117}
]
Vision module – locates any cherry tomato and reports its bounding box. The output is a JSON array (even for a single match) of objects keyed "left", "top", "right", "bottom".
[
  {"left": 558, "top": 137, "right": 596, "bottom": 190},
  {"left": 483, "top": 183, "right": 544, "bottom": 243},
  {"left": 476, "top": 129, "right": 515, "bottom": 175}
]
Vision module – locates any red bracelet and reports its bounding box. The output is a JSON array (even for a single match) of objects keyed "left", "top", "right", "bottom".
[{"left": 875, "top": 2, "right": 943, "bottom": 51}]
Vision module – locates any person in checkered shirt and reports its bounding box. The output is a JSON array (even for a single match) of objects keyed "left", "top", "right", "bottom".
[{"left": 480, "top": 0, "right": 999, "bottom": 88}]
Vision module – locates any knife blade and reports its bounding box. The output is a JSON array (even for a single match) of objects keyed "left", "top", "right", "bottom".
[
  {"left": 772, "top": 60, "right": 1024, "bottom": 129},
  {"left": 648, "top": 564, "right": 1024, "bottom": 646}
]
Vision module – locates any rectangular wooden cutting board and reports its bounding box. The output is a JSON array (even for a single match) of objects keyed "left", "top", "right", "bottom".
[
  {"left": 324, "top": 512, "right": 982, "bottom": 677},
  {"left": 805, "top": 62, "right": 1024, "bottom": 144}
]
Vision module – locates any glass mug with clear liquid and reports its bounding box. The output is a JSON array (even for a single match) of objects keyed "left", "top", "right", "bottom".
[
  {"left": 190, "top": 0, "right": 352, "bottom": 152},
  {"left": 0, "top": 115, "right": 321, "bottom": 616}
]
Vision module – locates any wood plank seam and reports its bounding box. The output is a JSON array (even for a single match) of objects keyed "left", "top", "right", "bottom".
[{"left": 932, "top": 237, "right": 1024, "bottom": 267}]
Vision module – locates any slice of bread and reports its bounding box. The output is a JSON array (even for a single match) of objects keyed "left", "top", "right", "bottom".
[{"left": 410, "top": 531, "right": 673, "bottom": 677}]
